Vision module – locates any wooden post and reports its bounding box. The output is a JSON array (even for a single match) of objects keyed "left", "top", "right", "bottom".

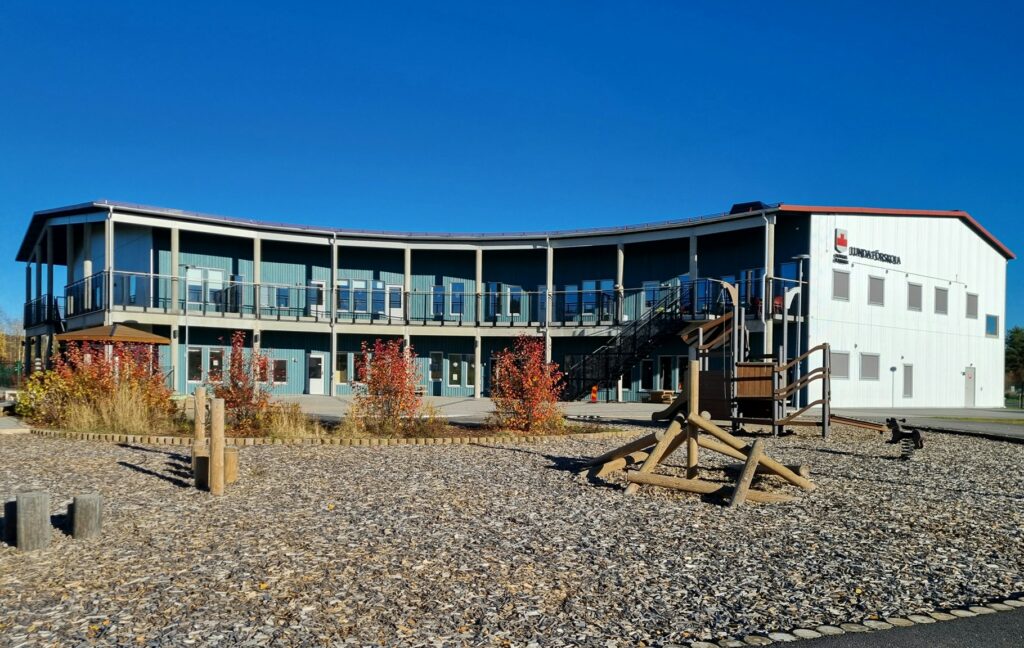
[
  {"left": 224, "top": 446, "right": 239, "bottom": 484},
  {"left": 581, "top": 433, "right": 658, "bottom": 468},
  {"left": 209, "top": 398, "right": 226, "bottom": 496},
  {"left": 3, "top": 499, "right": 16, "bottom": 546},
  {"left": 71, "top": 493, "right": 102, "bottom": 539},
  {"left": 193, "top": 387, "right": 207, "bottom": 470},
  {"left": 625, "top": 472, "right": 794, "bottom": 504},
  {"left": 729, "top": 439, "right": 764, "bottom": 507},
  {"left": 686, "top": 359, "right": 700, "bottom": 479},
  {"left": 16, "top": 491, "right": 50, "bottom": 551}
]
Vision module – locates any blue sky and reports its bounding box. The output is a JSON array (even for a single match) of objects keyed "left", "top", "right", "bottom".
[{"left": 1, "top": 1, "right": 1021, "bottom": 326}]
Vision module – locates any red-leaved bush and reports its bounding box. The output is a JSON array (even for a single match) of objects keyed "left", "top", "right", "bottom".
[
  {"left": 208, "top": 330, "right": 271, "bottom": 434},
  {"left": 352, "top": 338, "right": 422, "bottom": 435},
  {"left": 490, "top": 335, "right": 564, "bottom": 432}
]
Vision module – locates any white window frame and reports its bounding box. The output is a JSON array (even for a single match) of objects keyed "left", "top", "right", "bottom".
[
  {"left": 832, "top": 270, "right": 850, "bottom": 302},
  {"left": 934, "top": 286, "right": 949, "bottom": 315},
  {"left": 867, "top": 275, "right": 885, "bottom": 307},
  {"left": 352, "top": 279, "right": 368, "bottom": 313},
  {"left": 966, "top": 293, "right": 979, "bottom": 319},
  {"left": 505, "top": 286, "right": 523, "bottom": 317},
  {"left": 336, "top": 279, "right": 351, "bottom": 312},
  {"left": 186, "top": 347, "right": 203, "bottom": 383},
  {"left": 906, "top": 282, "right": 922, "bottom": 312},
  {"left": 859, "top": 352, "right": 881, "bottom": 381},
  {"left": 272, "top": 358, "right": 288, "bottom": 385},
  {"left": 447, "top": 354, "right": 463, "bottom": 387},
  {"left": 450, "top": 283, "right": 466, "bottom": 316}
]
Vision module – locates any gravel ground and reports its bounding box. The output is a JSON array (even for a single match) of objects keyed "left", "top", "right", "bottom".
[{"left": 1, "top": 424, "right": 1022, "bottom": 647}]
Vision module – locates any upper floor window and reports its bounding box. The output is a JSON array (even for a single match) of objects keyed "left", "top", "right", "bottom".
[
  {"left": 506, "top": 286, "right": 523, "bottom": 316},
  {"left": 643, "top": 281, "right": 659, "bottom": 309},
  {"left": 337, "top": 280, "right": 350, "bottom": 311},
  {"left": 832, "top": 270, "right": 850, "bottom": 301},
  {"left": 966, "top": 293, "right": 978, "bottom": 319},
  {"left": 934, "top": 287, "right": 949, "bottom": 315},
  {"left": 432, "top": 286, "right": 445, "bottom": 317},
  {"left": 582, "top": 280, "right": 597, "bottom": 316},
  {"left": 372, "top": 281, "right": 386, "bottom": 314},
  {"left": 907, "top": 282, "right": 922, "bottom": 312},
  {"left": 867, "top": 276, "right": 884, "bottom": 306},
  {"left": 986, "top": 314, "right": 1000, "bottom": 338},
  {"left": 450, "top": 283, "right": 465, "bottom": 315},
  {"left": 352, "top": 280, "right": 367, "bottom": 312},
  {"left": 276, "top": 287, "right": 290, "bottom": 308}
]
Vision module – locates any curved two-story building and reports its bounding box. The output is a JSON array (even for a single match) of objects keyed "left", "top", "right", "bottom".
[{"left": 17, "top": 200, "right": 1012, "bottom": 407}]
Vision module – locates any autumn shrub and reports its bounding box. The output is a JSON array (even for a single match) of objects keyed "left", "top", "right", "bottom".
[
  {"left": 17, "top": 341, "right": 176, "bottom": 434},
  {"left": 350, "top": 338, "right": 423, "bottom": 436},
  {"left": 207, "top": 330, "right": 271, "bottom": 435},
  {"left": 490, "top": 335, "right": 565, "bottom": 432}
]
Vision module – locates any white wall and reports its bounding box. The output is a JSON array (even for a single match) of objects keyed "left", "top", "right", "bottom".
[{"left": 806, "top": 213, "right": 1007, "bottom": 408}]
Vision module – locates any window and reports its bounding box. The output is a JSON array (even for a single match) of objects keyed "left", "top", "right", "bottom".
[
  {"left": 600, "top": 279, "right": 615, "bottom": 319},
  {"left": 582, "top": 280, "right": 597, "bottom": 316},
  {"left": 536, "top": 285, "right": 547, "bottom": 321},
  {"left": 388, "top": 286, "right": 402, "bottom": 310},
  {"left": 448, "top": 354, "right": 462, "bottom": 386},
  {"left": 831, "top": 352, "right": 850, "bottom": 379},
  {"left": 372, "top": 281, "right": 385, "bottom": 314},
  {"left": 868, "top": 276, "right": 884, "bottom": 306},
  {"left": 433, "top": 285, "right": 445, "bottom": 317},
  {"left": 186, "top": 268, "right": 203, "bottom": 304},
  {"left": 966, "top": 293, "right": 978, "bottom": 319},
  {"left": 187, "top": 348, "right": 203, "bottom": 382},
  {"left": 208, "top": 349, "right": 224, "bottom": 382},
  {"left": 307, "top": 282, "right": 324, "bottom": 307},
  {"left": 832, "top": 270, "right": 850, "bottom": 301},
  {"left": 276, "top": 287, "right": 290, "bottom": 308},
  {"left": 337, "top": 280, "right": 350, "bottom": 311},
  {"left": 256, "top": 359, "right": 269, "bottom": 382},
  {"left": 336, "top": 353, "right": 349, "bottom": 383},
  {"left": 429, "top": 352, "right": 443, "bottom": 381},
  {"left": 986, "top": 314, "right": 999, "bottom": 338},
  {"left": 640, "top": 359, "right": 654, "bottom": 391},
  {"left": 934, "top": 287, "right": 948, "bottom": 315},
  {"left": 486, "top": 282, "right": 501, "bottom": 318},
  {"left": 659, "top": 357, "right": 673, "bottom": 391},
  {"left": 643, "top": 281, "right": 659, "bottom": 310},
  {"left": 272, "top": 359, "right": 288, "bottom": 384},
  {"left": 907, "top": 282, "right": 922, "bottom": 311},
  {"left": 903, "top": 364, "right": 913, "bottom": 398},
  {"left": 507, "top": 286, "right": 523, "bottom": 316},
  {"left": 860, "top": 353, "right": 880, "bottom": 381},
  {"left": 467, "top": 356, "right": 476, "bottom": 388},
  {"left": 564, "top": 285, "right": 578, "bottom": 318},
  {"left": 353, "top": 280, "right": 368, "bottom": 312},
  {"left": 450, "top": 283, "right": 465, "bottom": 316}
]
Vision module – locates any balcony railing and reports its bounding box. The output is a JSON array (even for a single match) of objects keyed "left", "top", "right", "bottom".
[
  {"left": 24, "top": 294, "right": 64, "bottom": 328},
  {"left": 58, "top": 271, "right": 783, "bottom": 328}
]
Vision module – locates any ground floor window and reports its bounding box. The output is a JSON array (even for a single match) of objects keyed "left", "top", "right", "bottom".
[
  {"left": 640, "top": 359, "right": 654, "bottom": 391},
  {"left": 429, "top": 352, "right": 443, "bottom": 381},
  {"left": 187, "top": 348, "right": 202, "bottom": 382},
  {"left": 831, "top": 352, "right": 850, "bottom": 379},
  {"left": 209, "top": 349, "right": 224, "bottom": 382},
  {"left": 659, "top": 357, "right": 673, "bottom": 391},
  {"left": 337, "top": 353, "right": 349, "bottom": 383},
  {"left": 860, "top": 353, "right": 880, "bottom": 381},
  {"left": 272, "top": 359, "right": 288, "bottom": 384},
  {"left": 467, "top": 356, "right": 476, "bottom": 388}
]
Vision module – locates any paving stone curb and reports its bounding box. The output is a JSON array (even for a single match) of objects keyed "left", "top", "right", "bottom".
[
  {"left": 685, "top": 595, "right": 1024, "bottom": 646},
  {"left": 29, "top": 427, "right": 638, "bottom": 448}
]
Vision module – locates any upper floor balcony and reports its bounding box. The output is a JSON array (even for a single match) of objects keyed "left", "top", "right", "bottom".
[{"left": 55, "top": 270, "right": 802, "bottom": 329}]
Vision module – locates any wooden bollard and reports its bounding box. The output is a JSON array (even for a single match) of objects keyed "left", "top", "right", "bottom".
[
  {"left": 224, "top": 447, "right": 239, "bottom": 484},
  {"left": 209, "top": 398, "right": 226, "bottom": 496},
  {"left": 192, "top": 387, "right": 208, "bottom": 471},
  {"left": 3, "top": 499, "right": 16, "bottom": 546},
  {"left": 71, "top": 493, "right": 102, "bottom": 539},
  {"left": 16, "top": 491, "right": 50, "bottom": 551}
]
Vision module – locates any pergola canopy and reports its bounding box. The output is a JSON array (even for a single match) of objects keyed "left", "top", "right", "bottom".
[{"left": 55, "top": 324, "right": 170, "bottom": 345}]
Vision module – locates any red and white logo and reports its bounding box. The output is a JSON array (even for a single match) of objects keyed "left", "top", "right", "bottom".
[{"left": 835, "top": 228, "right": 848, "bottom": 254}]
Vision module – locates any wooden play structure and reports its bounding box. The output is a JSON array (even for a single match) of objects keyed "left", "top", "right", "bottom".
[{"left": 583, "top": 360, "right": 815, "bottom": 505}]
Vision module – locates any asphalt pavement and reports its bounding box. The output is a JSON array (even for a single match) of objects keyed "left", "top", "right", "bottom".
[{"left": 804, "top": 608, "right": 1024, "bottom": 647}]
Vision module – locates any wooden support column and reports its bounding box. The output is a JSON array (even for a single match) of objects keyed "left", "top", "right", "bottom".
[
  {"left": 686, "top": 359, "right": 700, "bottom": 479},
  {"left": 66, "top": 222, "right": 75, "bottom": 284},
  {"left": 615, "top": 242, "right": 624, "bottom": 323},
  {"left": 545, "top": 244, "right": 554, "bottom": 362},
  {"left": 45, "top": 226, "right": 54, "bottom": 299},
  {"left": 209, "top": 398, "right": 226, "bottom": 496},
  {"left": 473, "top": 335, "right": 482, "bottom": 398},
  {"left": 688, "top": 234, "right": 698, "bottom": 279},
  {"left": 34, "top": 245, "right": 42, "bottom": 301},
  {"left": 82, "top": 222, "right": 93, "bottom": 310},
  {"left": 104, "top": 214, "right": 114, "bottom": 318}
]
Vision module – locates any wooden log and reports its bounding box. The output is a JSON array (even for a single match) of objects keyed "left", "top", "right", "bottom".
[
  {"left": 696, "top": 435, "right": 748, "bottom": 461},
  {"left": 581, "top": 433, "right": 657, "bottom": 468},
  {"left": 71, "top": 493, "right": 102, "bottom": 539},
  {"left": 686, "top": 360, "right": 700, "bottom": 478},
  {"left": 688, "top": 414, "right": 816, "bottom": 491},
  {"left": 625, "top": 472, "right": 794, "bottom": 503},
  {"left": 224, "top": 447, "right": 239, "bottom": 484},
  {"left": 209, "top": 398, "right": 226, "bottom": 496},
  {"left": 3, "top": 499, "right": 16, "bottom": 546},
  {"left": 722, "top": 461, "right": 811, "bottom": 479},
  {"left": 624, "top": 417, "right": 684, "bottom": 496},
  {"left": 16, "top": 490, "right": 50, "bottom": 551},
  {"left": 729, "top": 439, "right": 764, "bottom": 507},
  {"left": 194, "top": 455, "right": 210, "bottom": 490},
  {"left": 194, "top": 387, "right": 207, "bottom": 442},
  {"left": 593, "top": 451, "right": 650, "bottom": 478}
]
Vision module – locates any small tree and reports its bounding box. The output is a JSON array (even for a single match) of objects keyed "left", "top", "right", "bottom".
[
  {"left": 353, "top": 338, "right": 421, "bottom": 435},
  {"left": 1007, "top": 326, "right": 1024, "bottom": 406},
  {"left": 209, "top": 330, "right": 270, "bottom": 434},
  {"left": 491, "top": 335, "right": 564, "bottom": 432}
]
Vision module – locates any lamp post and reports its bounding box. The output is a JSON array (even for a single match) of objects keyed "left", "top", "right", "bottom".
[{"left": 791, "top": 254, "right": 810, "bottom": 408}]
